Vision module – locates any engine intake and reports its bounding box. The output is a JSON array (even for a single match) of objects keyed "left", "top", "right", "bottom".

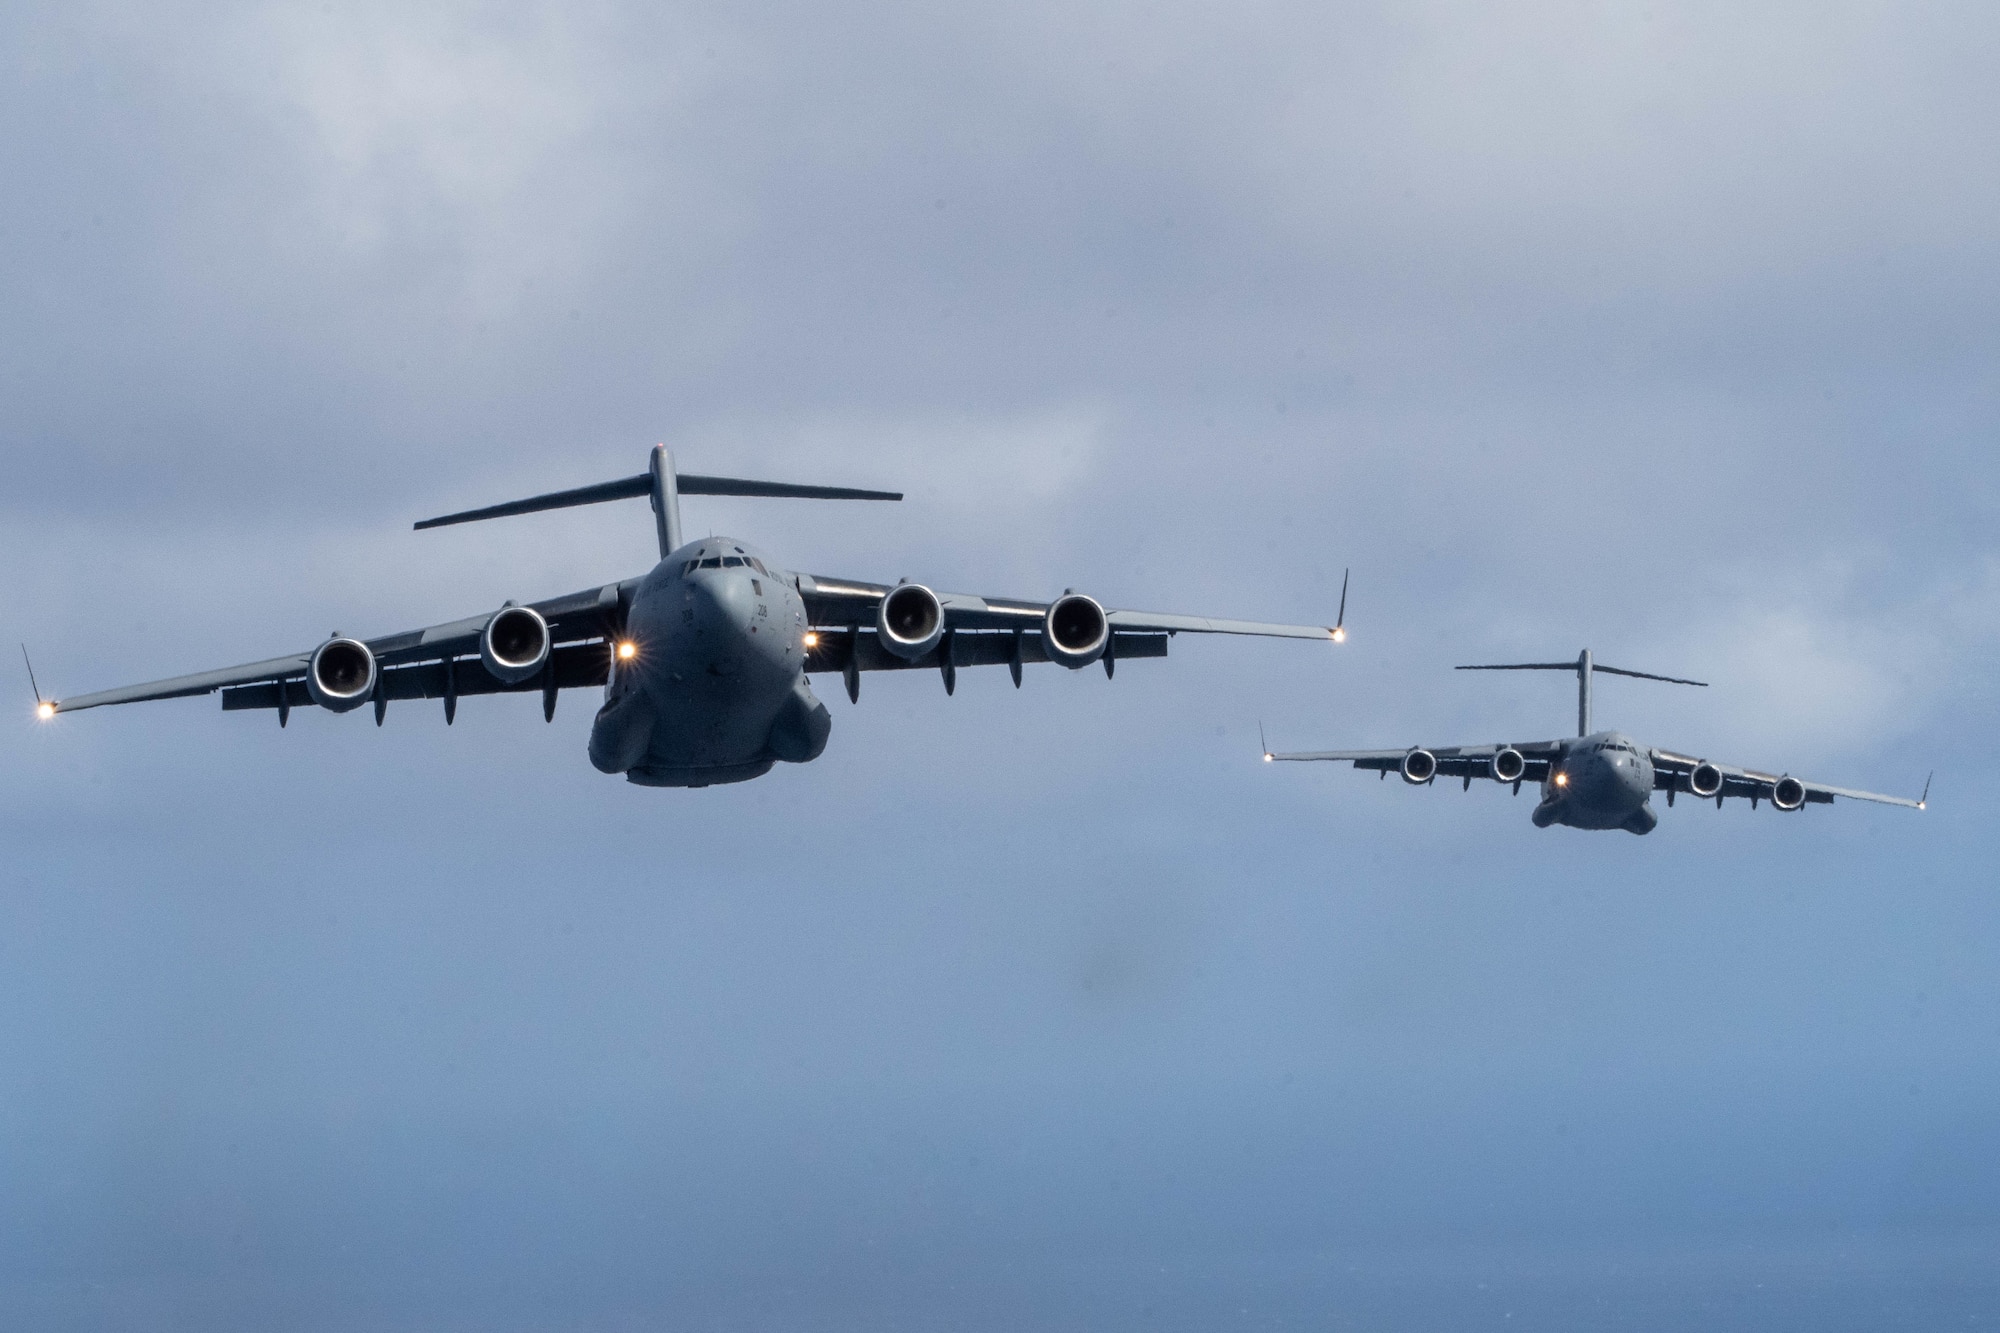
[
  {"left": 308, "top": 637, "right": 377, "bottom": 713},
  {"left": 1401, "top": 748, "right": 1437, "bottom": 784},
  {"left": 1771, "top": 776, "right": 1807, "bottom": 811},
  {"left": 876, "top": 583, "right": 944, "bottom": 659},
  {"left": 1688, "top": 761, "right": 1724, "bottom": 799},
  {"left": 1042, "top": 593, "right": 1109, "bottom": 669},
  {"left": 481, "top": 605, "right": 551, "bottom": 684},
  {"left": 1489, "top": 747, "right": 1526, "bottom": 783}
]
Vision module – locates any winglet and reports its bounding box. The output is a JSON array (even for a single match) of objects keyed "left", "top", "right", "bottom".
[
  {"left": 1260, "top": 721, "right": 1272, "bottom": 760},
  {"left": 1919, "top": 771, "right": 1932, "bottom": 810},
  {"left": 1332, "top": 569, "right": 1349, "bottom": 643},
  {"left": 22, "top": 644, "right": 54, "bottom": 720}
]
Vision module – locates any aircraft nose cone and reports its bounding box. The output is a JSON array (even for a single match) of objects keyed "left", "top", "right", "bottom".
[
  {"left": 690, "top": 574, "right": 749, "bottom": 625},
  {"left": 731, "top": 578, "right": 763, "bottom": 625},
  {"left": 686, "top": 573, "right": 762, "bottom": 676}
]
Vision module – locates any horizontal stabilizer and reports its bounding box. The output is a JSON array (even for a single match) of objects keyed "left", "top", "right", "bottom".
[
  {"left": 415, "top": 469, "right": 901, "bottom": 531},
  {"left": 678, "top": 474, "right": 901, "bottom": 502},
  {"left": 415, "top": 474, "right": 651, "bottom": 529},
  {"left": 1457, "top": 649, "right": 1704, "bottom": 737},
  {"left": 1456, "top": 662, "right": 1706, "bottom": 686}
]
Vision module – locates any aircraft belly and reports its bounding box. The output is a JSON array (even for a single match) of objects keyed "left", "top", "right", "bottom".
[
  {"left": 613, "top": 564, "right": 811, "bottom": 784},
  {"left": 634, "top": 643, "right": 792, "bottom": 770},
  {"left": 1551, "top": 758, "right": 1654, "bottom": 830},
  {"left": 1555, "top": 801, "right": 1636, "bottom": 831}
]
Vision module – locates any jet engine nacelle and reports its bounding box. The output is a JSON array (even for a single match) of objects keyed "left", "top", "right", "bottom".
[
  {"left": 1401, "top": 748, "right": 1438, "bottom": 784},
  {"left": 1041, "top": 593, "right": 1109, "bottom": 669},
  {"left": 1688, "top": 761, "right": 1725, "bottom": 799},
  {"left": 308, "top": 637, "right": 377, "bottom": 713},
  {"left": 481, "top": 605, "right": 551, "bottom": 684},
  {"left": 1771, "top": 776, "right": 1807, "bottom": 811},
  {"left": 876, "top": 583, "right": 945, "bottom": 659},
  {"left": 1489, "top": 747, "right": 1526, "bottom": 783}
]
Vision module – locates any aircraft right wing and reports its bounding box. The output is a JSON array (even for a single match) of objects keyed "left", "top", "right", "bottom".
[
  {"left": 1263, "top": 739, "right": 1566, "bottom": 785},
  {"left": 46, "top": 578, "right": 639, "bottom": 720}
]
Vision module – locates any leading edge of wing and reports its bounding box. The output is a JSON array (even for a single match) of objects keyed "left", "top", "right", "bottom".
[
  {"left": 51, "top": 652, "right": 314, "bottom": 713},
  {"left": 797, "top": 576, "right": 1337, "bottom": 640},
  {"left": 1810, "top": 780, "right": 1927, "bottom": 809},
  {"left": 48, "top": 579, "right": 636, "bottom": 714},
  {"left": 1107, "top": 610, "right": 1337, "bottom": 641},
  {"left": 1651, "top": 750, "right": 1928, "bottom": 810},
  {"left": 363, "top": 579, "right": 635, "bottom": 665},
  {"left": 1266, "top": 739, "right": 1565, "bottom": 762}
]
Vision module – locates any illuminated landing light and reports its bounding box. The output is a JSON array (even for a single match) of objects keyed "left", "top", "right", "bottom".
[
  {"left": 35, "top": 701, "right": 55, "bottom": 721},
  {"left": 1331, "top": 627, "right": 1346, "bottom": 643},
  {"left": 616, "top": 641, "right": 638, "bottom": 661},
  {"left": 1553, "top": 772, "right": 1569, "bottom": 787},
  {"left": 802, "top": 631, "right": 820, "bottom": 648}
]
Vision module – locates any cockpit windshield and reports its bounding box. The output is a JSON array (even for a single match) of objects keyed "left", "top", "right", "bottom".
[
  {"left": 682, "top": 554, "right": 763, "bottom": 574},
  {"left": 679, "top": 551, "right": 769, "bottom": 574}
]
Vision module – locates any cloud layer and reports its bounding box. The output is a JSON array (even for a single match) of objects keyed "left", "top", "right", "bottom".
[{"left": 3, "top": 3, "right": 1997, "bottom": 1328}]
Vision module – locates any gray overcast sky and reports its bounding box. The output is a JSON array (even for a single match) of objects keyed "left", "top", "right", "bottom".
[{"left": 4, "top": 3, "right": 1998, "bottom": 1328}]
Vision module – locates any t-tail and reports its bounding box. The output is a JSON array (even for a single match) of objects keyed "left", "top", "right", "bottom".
[
  {"left": 414, "top": 445, "right": 902, "bottom": 558},
  {"left": 1456, "top": 650, "right": 1707, "bottom": 735}
]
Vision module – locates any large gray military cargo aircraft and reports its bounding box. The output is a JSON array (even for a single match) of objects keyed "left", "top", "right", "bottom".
[
  {"left": 1263, "top": 649, "right": 1924, "bottom": 833},
  {"left": 37, "top": 446, "right": 1344, "bottom": 787}
]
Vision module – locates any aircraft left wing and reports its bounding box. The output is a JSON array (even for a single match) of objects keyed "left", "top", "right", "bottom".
[
  {"left": 1649, "top": 750, "right": 1929, "bottom": 809},
  {"left": 47, "top": 578, "right": 639, "bottom": 717}
]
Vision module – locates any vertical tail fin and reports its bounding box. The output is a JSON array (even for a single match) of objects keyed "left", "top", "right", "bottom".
[
  {"left": 649, "top": 445, "right": 681, "bottom": 558},
  {"left": 1578, "top": 648, "right": 1592, "bottom": 736}
]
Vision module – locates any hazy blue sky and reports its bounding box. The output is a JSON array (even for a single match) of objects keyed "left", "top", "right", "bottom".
[{"left": 4, "top": 3, "right": 1997, "bottom": 1328}]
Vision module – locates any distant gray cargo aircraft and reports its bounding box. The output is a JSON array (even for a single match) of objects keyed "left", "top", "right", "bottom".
[
  {"left": 37, "top": 446, "right": 1344, "bottom": 787},
  {"left": 1262, "top": 650, "right": 1925, "bottom": 833}
]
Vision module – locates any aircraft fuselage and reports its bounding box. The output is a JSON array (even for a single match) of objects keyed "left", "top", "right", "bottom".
[
  {"left": 1532, "top": 730, "right": 1659, "bottom": 834},
  {"left": 589, "top": 536, "right": 829, "bottom": 787}
]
